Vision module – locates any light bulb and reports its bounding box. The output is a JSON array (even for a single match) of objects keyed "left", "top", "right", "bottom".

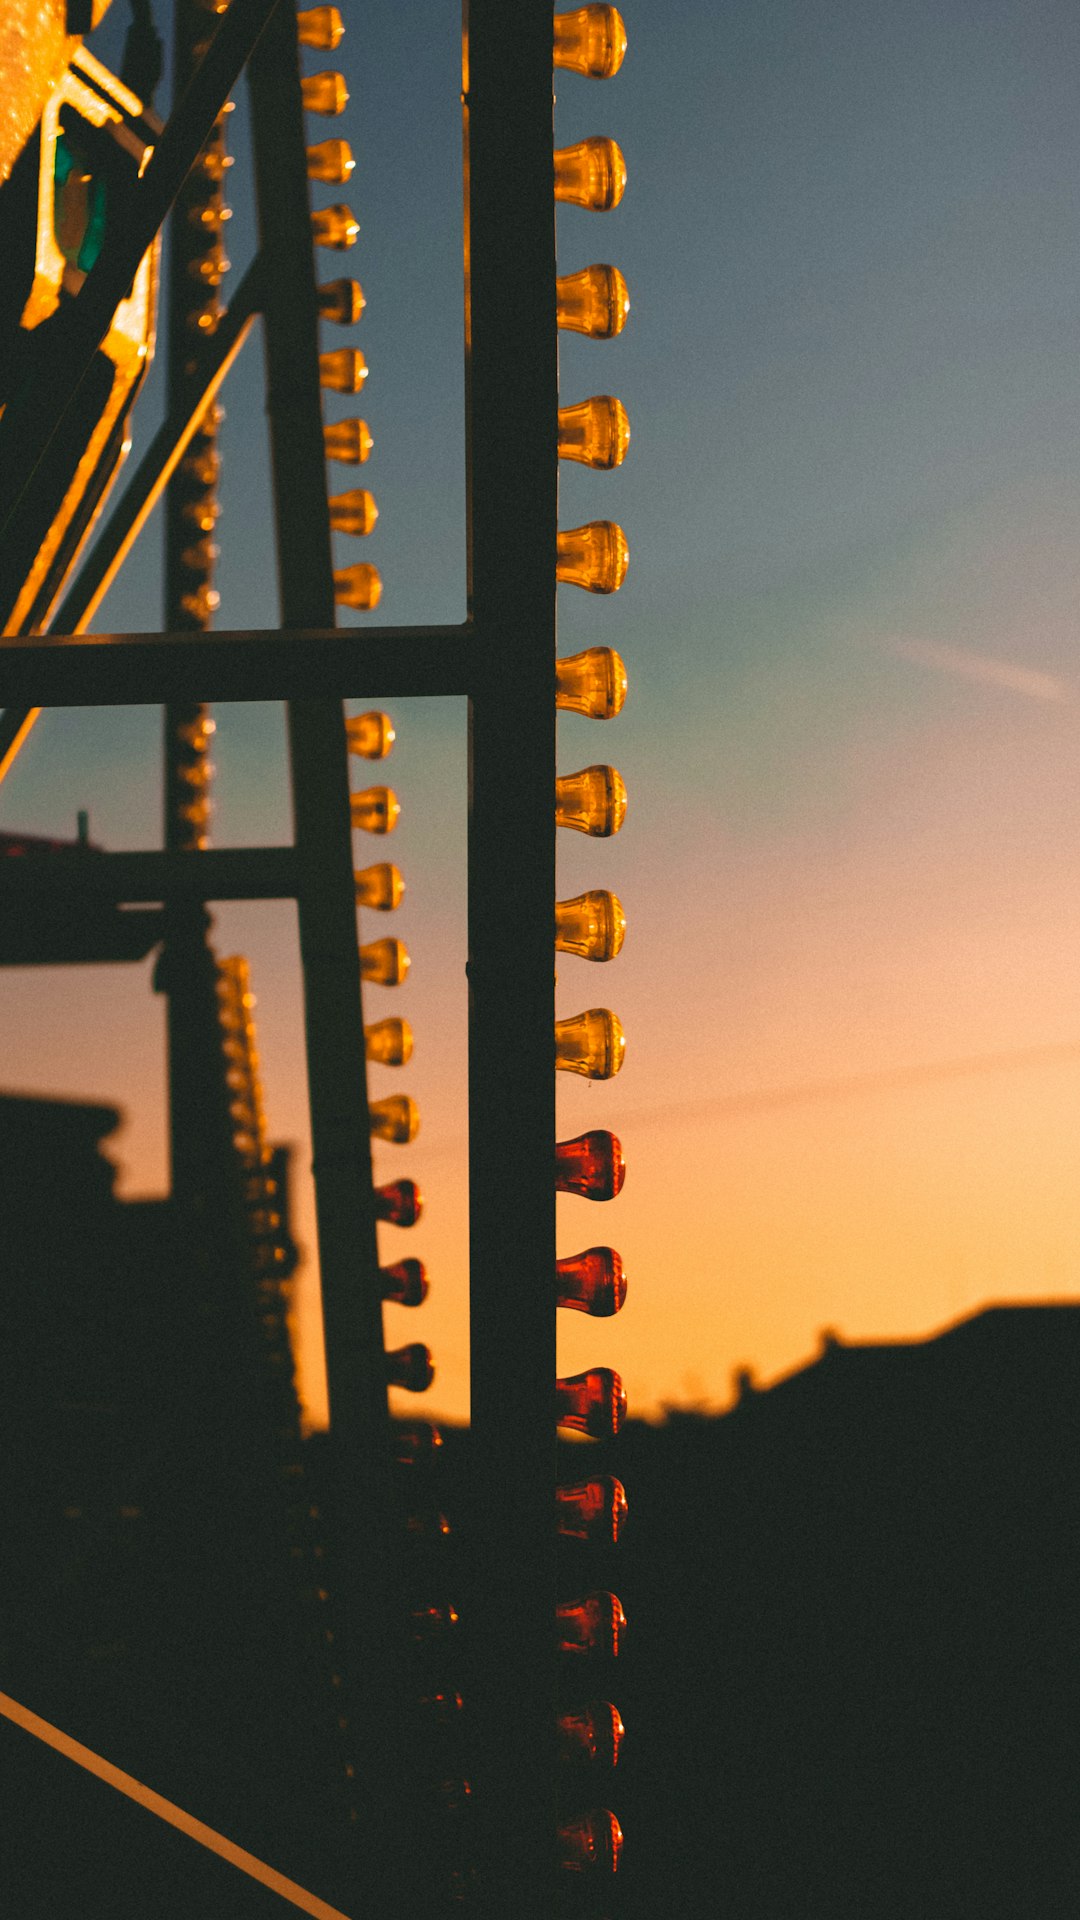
[
  {"left": 354, "top": 862, "right": 404, "bottom": 910},
  {"left": 556, "top": 1246, "right": 626, "bottom": 1315},
  {"left": 406, "top": 1510, "right": 452, "bottom": 1544},
  {"left": 301, "top": 70, "right": 348, "bottom": 116},
  {"left": 350, "top": 786, "right": 399, "bottom": 833},
  {"left": 554, "top": 137, "right": 626, "bottom": 211},
  {"left": 365, "top": 1017, "right": 412, "bottom": 1065},
  {"left": 181, "top": 495, "right": 220, "bottom": 532},
  {"left": 556, "top": 1476, "right": 628, "bottom": 1545},
  {"left": 557, "top": 396, "right": 630, "bottom": 470},
  {"left": 553, "top": 6, "right": 627, "bottom": 78},
  {"left": 318, "top": 277, "right": 365, "bottom": 325},
  {"left": 346, "top": 710, "right": 393, "bottom": 758},
  {"left": 556, "top": 1367, "right": 626, "bottom": 1438},
  {"left": 387, "top": 1343, "right": 434, "bottom": 1392},
  {"left": 331, "top": 490, "right": 379, "bottom": 536},
  {"left": 556, "top": 264, "right": 629, "bottom": 338},
  {"left": 323, "top": 418, "right": 373, "bottom": 463},
  {"left": 555, "top": 765, "right": 627, "bottom": 836},
  {"left": 360, "top": 938, "right": 409, "bottom": 985},
  {"left": 408, "top": 1603, "right": 459, "bottom": 1643},
  {"left": 557, "top": 521, "right": 628, "bottom": 594},
  {"left": 555, "top": 1130, "right": 625, "bottom": 1200},
  {"left": 419, "top": 1689, "right": 463, "bottom": 1723},
  {"left": 180, "top": 585, "right": 220, "bottom": 622},
  {"left": 307, "top": 137, "right": 355, "bottom": 184},
  {"left": 376, "top": 1178, "right": 422, "bottom": 1226},
  {"left": 556, "top": 1590, "right": 627, "bottom": 1657},
  {"left": 187, "top": 251, "right": 229, "bottom": 286},
  {"left": 393, "top": 1417, "right": 440, "bottom": 1462},
  {"left": 311, "top": 203, "right": 359, "bottom": 249},
  {"left": 556, "top": 647, "right": 628, "bottom": 720},
  {"left": 335, "top": 563, "right": 382, "bottom": 610},
  {"left": 319, "top": 348, "right": 367, "bottom": 392},
  {"left": 181, "top": 446, "right": 219, "bottom": 487},
  {"left": 180, "top": 536, "right": 219, "bottom": 572},
  {"left": 558, "top": 1810, "right": 623, "bottom": 1876},
  {"left": 297, "top": 6, "right": 344, "bottom": 50},
  {"left": 380, "top": 1258, "right": 428, "bottom": 1307},
  {"left": 369, "top": 1094, "right": 419, "bottom": 1144},
  {"left": 557, "top": 1701, "right": 625, "bottom": 1768},
  {"left": 555, "top": 1009, "right": 625, "bottom": 1079},
  {"left": 555, "top": 891, "right": 626, "bottom": 961}
]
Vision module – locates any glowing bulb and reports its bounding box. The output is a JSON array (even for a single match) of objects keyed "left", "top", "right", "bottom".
[
  {"left": 181, "top": 494, "right": 220, "bottom": 532},
  {"left": 556, "top": 1246, "right": 626, "bottom": 1315},
  {"left": 557, "top": 396, "right": 630, "bottom": 470},
  {"left": 555, "top": 891, "right": 626, "bottom": 962},
  {"left": 301, "top": 70, "right": 348, "bottom": 116},
  {"left": 553, "top": 5, "right": 627, "bottom": 78},
  {"left": 419, "top": 1689, "right": 463, "bottom": 1722},
  {"left": 307, "top": 138, "right": 355, "bottom": 184},
  {"left": 556, "top": 1368, "right": 626, "bottom": 1438},
  {"left": 555, "top": 1129, "right": 625, "bottom": 1200},
  {"left": 554, "top": 137, "right": 626, "bottom": 211},
  {"left": 318, "top": 277, "right": 365, "bottom": 325},
  {"left": 181, "top": 446, "right": 219, "bottom": 488},
  {"left": 187, "top": 251, "right": 229, "bottom": 286},
  {"left": 365, "top": 1016, "right": 412, "bottom": 1065},
  {"left": 558, "top": 1810, "right": 623, "bottom": 1876},
  {"left": 311, "top": 203, "right": 359, "bottom": 249},
  {"left": 393, "top": 1417, "right": 440, "bottom": 1462},
  {"left": 369, "top": 1094, "right": 419, "bottom": 1144},
  {"left": 556, "top": 264, "right": 629, "bottom": 338},
  {"left": 346, "top": 711, "right": 393, "bottom": 759},
  {"left": 375, "top": 1177, "right": 423, "bottom": 1226},
  {"left": 180, "top": 536, "right": 219, "bottom": 572},
  {"left": 350, "top": 786, "right": 399, "bottom": 833},
  {"left": 319, "top": 348, "right": 367, "bottom": 393},
  {"left": 557, "top": 521, "right": 628, "bottom": 594},
  {"left": 297, "top": 6, "right": 344, "bottom": 50},
  {"left": 180, "top": 585, "right": 220, "bottom": 622},
  {"left": 380, "top": 1258, "right": 428, "bottom": 1307},
  {"left": 331, "top": 490, "right": 379, "bottom": 536},
  {"left": 556, "top": 647, "right": 627, "bottom": 720},
  {"left": 354, "top": 862, "right": 404, "bottom": 910},
  {"left": 555, "top": 1009, "right": 625, "bottom": 1079},
  {"left": 323, "top": 418, "right": 373, "bottom": 463},
  {"left": 409, "top": 1603, "right": 459, "bottom": 1642},
  {"left": 556, "top": 1476, "right": 628, "bottom": 1544},
  {"left": 387, "top": 1343, "right": 434, "bottom": 1392},
  {"left": 557, "top": 1701, "right": 625, "bottom": 1768},
  {"left": 334, "top": 563, "right": 382, "bottom": 609},
  {"left": 556, "top": 1591, "right": 626, "bottom": 1657},
  {"left": 359, "top": 938, "right": 409, "bottom": 985},
  {"left": 555, "top": 765, "right": 627, "bottom": 836}
]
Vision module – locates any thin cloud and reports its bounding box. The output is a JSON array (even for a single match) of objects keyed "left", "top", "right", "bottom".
[{"left": 887, "top": 636, "right": 1069, "bottom": 703}]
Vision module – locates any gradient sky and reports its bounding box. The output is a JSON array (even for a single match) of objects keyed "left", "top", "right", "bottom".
[{"left": 5, "top": 0, "right": 1080, "bottom": 1427}]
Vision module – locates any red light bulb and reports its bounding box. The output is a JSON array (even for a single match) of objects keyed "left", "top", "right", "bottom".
[
  {"left": 555, "top": 1130, "right": 625, "bottom": 1200},
  {"left": 556, "top": 1475, "right": 628, "bottom": 1544},
  {"left": 375, "top": 1177, "right": 424, "bottom": 1226},
  {"left": 556, "top": 1368, "right": 626, "bottom": 1438},
  {"left": 556, "top": 1246, "right": 626, "bottom": 1315},
  {"left": 556, "top": 1591, "right": 627, "bottom": 1657},
  {"left": 558, "top": 1809, "right": 623, "bottom": 1875},
  {"left": 557, "top": 1700, "right": 625, "bottom": 1768},
  {"left": 379, "top": 1258, "right": 428, "bottom": 1307},
  {"left": 392, "top": 1419, "right": 442, "bottom": 1465},
  {"left": 387, "top": 1343, "right": 434, "bottom": 1392},
  {"left": 408, "top": 1603, "right": 459, "bottom": 1643}
]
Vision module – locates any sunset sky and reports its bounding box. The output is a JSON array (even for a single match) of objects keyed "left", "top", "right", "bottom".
[{"left": 5, "top": 0, "right": 1080, "bottom": 1428}]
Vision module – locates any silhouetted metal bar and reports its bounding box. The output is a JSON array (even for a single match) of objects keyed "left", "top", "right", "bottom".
[
  {"left": 0, "top": 848, "right": 299, "bottom": 902},
  {"left": 0, "top": 0, "right": 280, "bottom": 548},
  {"left": 464, "top": 3, "right": 558, "bottom": 1913}
]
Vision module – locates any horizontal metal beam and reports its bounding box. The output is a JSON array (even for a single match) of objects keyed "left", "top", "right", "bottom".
[
  {"left": 0, "top": 847, "right": 299, "bottom": 902},
  {"left": 0, "top": 626, "right": 470, "bottom": 705}
]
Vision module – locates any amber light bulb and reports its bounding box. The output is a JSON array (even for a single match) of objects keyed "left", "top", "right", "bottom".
[
  {"left": 365, "top": 1017, "right": 412, "bottom": 1065},
  {"left": 556, "top": 1368, "right": 627, "bottom": 1438},
  {"left": 555, "top": 647, "right": 628, "bottom": 721},
  {"left": 318, "top": 277, "right": 365, "bottom": 325},
  {"left": 556, "top": 1590, "right": 627, "bottom": 1657},
  {"left": 376, "top": 1177, "right": 423, "bottom": 1226},
  {"left": 319, "top": 348, "right": 367, "bottom": 393},
  {"left": 393, "top": 1416, "right": 440, "bottom": 1462},
  {"left": 311, "top": 203, "right": 359, "bottom": 249},
  {"left": 331, "top": 490, "right": 379, "bottom": 537},
  {"left": 556, "top": 264, "right": 629, "bottom": 338},
  {"left": 297, "top": 5, "right": 344, "bottom": 49},
  {"left": 556, "top": 1475, "right": 628, "bottom": 1545},
  {"left": 307, "top": 137, "right": 355, "bottom": 184},
  {"left": 557, "top": 395, "right": 630, "bottom": 471},
  {"left": 553, "top": 5, "right": 627, "bottom": 78},
  {"left": 350, "top": 786, "right": 399, "bottom": 833},
  {"left": 301, "top": 70, "right": 348, "bottom": 115},
  {"left": 335, "top": 563, "right": 382, "bottom": 610},
  {"left": 555, "top": 1130, "right": 625, "bottom": 1201},
  {"left": 555, "top": 1009, "right": 625, "bottom": 1080},
  {"left": 555, "top": 765, "right": 627, "bottom": 837},
  {"left": 323, "top": 418, "right": 373, "bottom": 463},
  {"left": 558, "top": 1810, "right": 623, "bottom": 1876},
  {"left": 380, "top": 1258, "right": 428, "bottom": 1307},
  {"left": 386, "top": 1343, "right": 434, "bottom": 1392},
  {"left": 556, "top": 1246, "right": 626, "bottom": 1316},
  {"left": 354, "top": 862, "right": 404, "bottom": 910},
  {"left": 346, "top": 710, "right": 394, "bottom": 758},
  {"left": 369, "top": 1094, "right": 420, "bottom": 1144},
  {"left": 554, "top": 137, "right": 627, "bottom": 212},
  {"left": 557, "top": 1701, "right": 625, "bottom": 1768},
  {"left": 360, "top": 938, "right": 408, "bottom": 986},
  {"left": 555, "top": 890, "right": 626, "bottom": 962},
  {"left": 557, "top": 521, "right": 629, "bottom": 594}
]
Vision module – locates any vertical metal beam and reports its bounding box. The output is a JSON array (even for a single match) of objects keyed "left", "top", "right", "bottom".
[{"left": 464, "top": 3, "right": 558, "bottom": 1912}]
